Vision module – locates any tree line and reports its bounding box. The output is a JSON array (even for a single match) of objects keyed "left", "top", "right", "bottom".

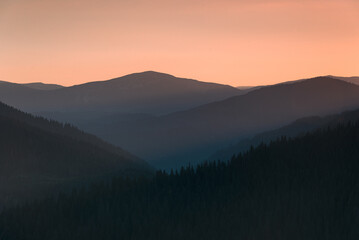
[{"left": 1, "top": 122, "right": 359, "bottom": 239}]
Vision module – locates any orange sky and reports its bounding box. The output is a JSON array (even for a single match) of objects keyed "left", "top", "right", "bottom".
[{"left": 0, "top": 0, "right": 358, "bottom": 87}]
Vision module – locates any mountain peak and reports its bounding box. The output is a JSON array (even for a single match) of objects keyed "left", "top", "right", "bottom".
[
  {"left": 135, "top": 70, "right": 174, "bottom": 77},
  {"left": 109, "top": 71, "right": 178, "bottom": 82},
  {"left": 324, "top": 75, "right": 359, "bottom": 86},
  {"left": 23, "top": 82, "right": 64, "bottom": 90},
  {"left": 300, "top": 76, "right": 358, "bottom": 87}
]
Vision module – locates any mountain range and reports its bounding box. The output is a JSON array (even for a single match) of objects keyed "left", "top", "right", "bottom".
[
  {"left": 1, "top": 72, "right": 359, "bottom": 169},
  {"left": 74, "top": 76, "right": 359, "bottom": 169},
  {"left": 0, "top": 71, "right": 241, "bottom": 115},
  {"left": 1, "top": 71, "right": 359, "bottom": 238}
]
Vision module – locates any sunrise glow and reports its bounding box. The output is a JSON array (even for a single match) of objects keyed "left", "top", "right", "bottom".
[{"left": 0, "top": 0, "right": 358, "bottom": 86}]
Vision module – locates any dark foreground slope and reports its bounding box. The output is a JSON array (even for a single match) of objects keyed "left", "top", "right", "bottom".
[
  {"left": 1, "top": 122, "right": 359, "bottom": 240},
  {"left": 0, "top": 102, "right": 151, "bottom": 206}
]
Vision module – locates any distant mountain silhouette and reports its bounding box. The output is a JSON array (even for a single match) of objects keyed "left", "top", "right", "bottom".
[
  {"left": 234, "top": 75, "right": 359, "bottom": 94},
  {"left": 83, "top": 77, "right": 359, "bottom": 169},
  {"left": 236, "top": 86, "right": 263, "bottom": 94},
  {"left": 0, "top": 102, "right": 151, "bottom": 206},
  {"left": 2, "top": 73, "right": 359, "bottom": 169},
  {"left": 207, "top": 108, "right": 359, "bottom": 163},
  {"left": 23, "top": 82, "right": 64, "bottom": 90},
  {"left": 328, "top": 75, "right": 359, "bottom": 85},
  {"left": 236, "top": 86, "right": 255, "bottom": 90},
  {"left": 0, "top": 71, "right": 241, "bottom": 115}
]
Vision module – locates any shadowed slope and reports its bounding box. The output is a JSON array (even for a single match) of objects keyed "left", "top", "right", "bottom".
[{"left": 0, "top": 102, "right": 152, "bottom": 206}]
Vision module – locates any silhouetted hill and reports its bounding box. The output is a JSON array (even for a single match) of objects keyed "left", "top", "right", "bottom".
[
  {"left": 236, "top": 85, "right": 262, "bottom": 94},
  {"left": 328, "top": 75, "right": 359, "bottom": 85},
  {"left": 0, "top": 81, "right": 40, "bottom": 106},
  {"left": 280, "top": 75, "right": 359, "bottom": 86},
  {"left": 87, "top": 77, "right": 359, "bottom": 169},
  {"left": 208, "top": 108, "right": 359, "bottom": 162},
  {"left": 0, "top": 71, "right": 241, "bottom": 115},
  {"left": 0, "top": 102, "right": 152, "bottom": 206},
  {"left": 2, "top": 121, "right": 359, "bottom": 239},
  {"left": 23, "top": 82, "right": 64, "bottom": 90}
]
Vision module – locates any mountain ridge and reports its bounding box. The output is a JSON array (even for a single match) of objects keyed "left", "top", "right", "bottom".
[
  {"left": 0, "top": 71, "right": 242, "bottom": 115},
  {"left": 207, "top": 108, "right": 359, "bottom": 163},
  {"left": 23, "top": 82, "right": 64, "bottom": 90},
  {"left": 86, "top": 76, "right": 359, "bottom": 169}
]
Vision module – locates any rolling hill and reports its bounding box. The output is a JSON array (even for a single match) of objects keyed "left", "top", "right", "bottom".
[
  {"left": 329, "top": 75, "right": 359, "bottom": 85},
  {"left": 0, "top": 101, "right": 151, "bottom": 206},
  {"left": 23, "top": 82, "right": 64, "bottom": 90}
]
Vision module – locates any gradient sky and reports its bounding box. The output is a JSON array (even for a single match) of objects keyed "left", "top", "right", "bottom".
[{"left": 0, "top": 0, "right": 358, "bottom": 86}]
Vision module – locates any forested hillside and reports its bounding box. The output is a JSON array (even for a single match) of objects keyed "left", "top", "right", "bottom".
[
  {"left": 0, "top": 102, "right": 151, "bottom": 206},
  {"left": 208, "top": 108, "right": 359, "bottom": 162},
  {"left": 0, "top": 102, "right": 146, "bottom": 160},
  {"left": 1, "top": 122, "right": 359, "bottom": 239}
]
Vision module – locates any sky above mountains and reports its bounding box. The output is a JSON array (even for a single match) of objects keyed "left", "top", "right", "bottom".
[{"left": 0, "top": 0, "right": 358, "bottom": 86}]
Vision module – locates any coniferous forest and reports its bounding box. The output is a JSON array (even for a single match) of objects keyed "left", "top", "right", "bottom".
[
  {"left": 2, "top": 0, "right": 359, "bottom": 239},
  {"left": 0, "top": 102, "right": 151, "bottom": 206},
  {"left": 1, "top": 122, "right": 359, "bottom": 240}
]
